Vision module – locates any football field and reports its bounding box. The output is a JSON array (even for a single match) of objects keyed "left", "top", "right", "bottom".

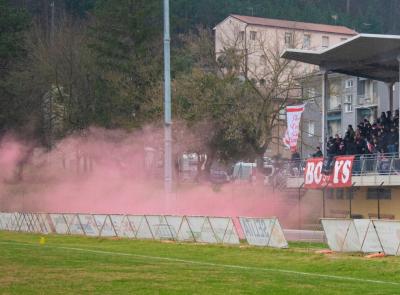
[{"left": 0, "top": 231, "right": 399, "bottom": 294}]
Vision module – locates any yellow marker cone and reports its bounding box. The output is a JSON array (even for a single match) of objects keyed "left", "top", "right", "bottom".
[{"left": 39, "top": 237, "right": 46, "bottom": 245}]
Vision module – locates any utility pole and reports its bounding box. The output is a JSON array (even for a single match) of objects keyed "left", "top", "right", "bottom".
[
  {"left": 163, "top": 0, "right": 173, "bottom": 194},
  {"left": 50, "top": 1, "right": 55, "bottom": 45}
]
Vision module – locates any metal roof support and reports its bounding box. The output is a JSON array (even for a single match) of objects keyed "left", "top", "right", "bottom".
[
  {"left": 388, "top": 82, "right": 394, "bottom": 113},
  {"left": 298, "top": 182, "right": 305, "bottom": 230},
  {"left": 377, "top": 181, "right": 385, "bottom": 220},
  {"left": 349, "top": 182, "right": 357, "bottom": 218},
  {"left": 321, "top": 70, "right": 328, "bottom": 155},
  {"left": 397, "top": 56, "right": 400, "bottom": 155}
]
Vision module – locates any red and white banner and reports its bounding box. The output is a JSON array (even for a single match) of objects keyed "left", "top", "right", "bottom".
[
  {"left": 304, "top": 156, "right": 355, "bottom": 189},
  {"left": 283, "top": 105, "right": 305, "bottom": 151}
]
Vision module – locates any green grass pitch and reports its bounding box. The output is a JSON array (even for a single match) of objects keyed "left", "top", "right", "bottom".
[{"left": 0, "top": 231, "right": 399, "bottom": 294}]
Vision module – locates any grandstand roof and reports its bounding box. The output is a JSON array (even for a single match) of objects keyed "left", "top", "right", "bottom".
[{"left": 281, "top": 34, "right": 400, "bottom": 83}]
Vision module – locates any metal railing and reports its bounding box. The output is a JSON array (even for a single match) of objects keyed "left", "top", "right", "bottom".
[{"left": 282, "top": 153, "right": 400, "bottom": 178}]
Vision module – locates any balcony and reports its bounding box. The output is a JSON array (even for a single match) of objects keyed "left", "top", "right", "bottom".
[
  {"left": 327, "top": 102, "right": 341, "bottom": 112},
  {"left": 357, "top": 95, "right": 377, "bottom": 106},
  {"left": 278, "top": 154, "right": 400, "bottom": 189}
]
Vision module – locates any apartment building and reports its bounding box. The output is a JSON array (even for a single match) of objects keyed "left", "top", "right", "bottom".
[
  {"left": 300, "top": 73, "right": 399, "bottom": 157},
  {"left": 214, "top": 15, "right": 358, "bottom": 157}
]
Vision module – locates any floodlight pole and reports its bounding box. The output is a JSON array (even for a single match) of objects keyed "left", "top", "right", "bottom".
[{"left": 164, "top": 0, "right": 172, "bottom": 194}]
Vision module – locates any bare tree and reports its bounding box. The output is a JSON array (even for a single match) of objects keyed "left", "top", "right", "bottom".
[{"left": 174, "top": 25, "right": 314, "bottom": 163}]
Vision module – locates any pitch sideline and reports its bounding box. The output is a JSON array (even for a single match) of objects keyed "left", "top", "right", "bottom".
[{"left": 0, "top": 240, "right": 399, "bottom": 286}]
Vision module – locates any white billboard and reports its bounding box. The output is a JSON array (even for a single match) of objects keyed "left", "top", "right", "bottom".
[
  {"left": 145, "top": 215, "right": 175, "bottom": 240},
  {"left": 94, "top": 214, "right": 116, "bottom": 237},
  {"left": 64, "top": 214, "right": 84, "bottom": 235},
  {"left": 372, "top": 220, "right": 400, "bottom": 256},
  {"left": 109, "top": 215, "right": 135, "bottom": 238},
  {"left": 239, "top": 217, "right": 288, "bottom": 248},
  {"left": 186, "top": 216, "right": 218, "bottom": 243},
  {"left": 321, "top": 219, "right": 361, "bottom": 252},
  {"left": 353, "top": 219, "right": 382, "bottom": 253},
  {"left": 165, "top": 216, "right": 195, "bottom": 242},
  {"left": 209, "top": 217, "right": 240, "bottom": 245},
  {"left": 127, "top": 215, "right": 153, "bottom": 239},
  {"left": 78, "top": 214, "right": 99, "bottom": 236},
  {"left": 50, "top": 214, "right": 69, "bottom": 234}
]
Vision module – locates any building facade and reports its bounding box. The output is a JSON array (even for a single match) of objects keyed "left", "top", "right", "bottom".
[
  {"left": 214, "top": 15, "right": 358, "bottom": 158},
  {"left": 301, "top": 74, "right": 399, "bottom": 157}
]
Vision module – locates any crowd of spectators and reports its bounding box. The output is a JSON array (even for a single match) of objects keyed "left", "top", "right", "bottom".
[{"left": 313, "top": 110, "right": 400, "bottom": 158}]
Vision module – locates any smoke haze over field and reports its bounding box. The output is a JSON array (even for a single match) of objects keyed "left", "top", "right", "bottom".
[{"left": 0, "top": 128, "right": 319, "bottom": 228}]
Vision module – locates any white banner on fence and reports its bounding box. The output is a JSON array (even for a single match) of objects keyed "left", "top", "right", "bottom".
[
  {"left": 187, "top": 216, "right": 218, "bottom": 243},
  {"left": 239, "top": 217, "right": 288, "bottom": 248},
  {"left": 37, "top": 213, "right": 52, "bottom": 234},
  {"left": 78, "top": 214, "right": 99, "bottom": 236},
  {"left": 0, "top": 212, "right": 13, "bottom": 230},
  {"left": 321, "top": 219, "right": 361, "bottom": 252},
  {"left": 50, "top": 214, "right": 69, "bottom": 234},
  {"left": 12, "top": 213, "right": 22, "bottom": 231},
  {"left": 94, "top": 214, "right": 116, "bottom": 237},
  {"left": 64, "top": 214, "right": 84, "bottom": 235},
  {"left": 321, "top": 218, "right": 400, "bottom": 255},
  {"left": 145, "top": 215, "right": 175, "bottom": 240},
  {"left": 127, "top": 215, "right": 152, "bottom": 239},
  {"left": 109, "top": 214, "right": 135, "bottom": 238},
  {"left": 0, "top": 212, "right": 283, "bottom": 248},
  {"left": 164, "top": 216, "right": 185, "bottom": 241},
  {"left": 0, "top": 213, "right": 6, "bottom": 230},
  {"left": 372, "top": 220, "right": 400, "bottom": 256},
  {"left": 353, "top": 219, "right": 383, "bottom": 253},
  {"left": 209, "top": 217, "right": 240, "bottom": 244}
]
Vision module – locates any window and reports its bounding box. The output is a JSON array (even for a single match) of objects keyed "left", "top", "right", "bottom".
[
  {"left": 344, "top": 103, "right": 353, "bottom": 112},
  {"left": 322, "top": 36, "right": 329, "bottom": 48},
  {"left": 326, "top": 189, "right": 334, "bottom": 199},
  {"left": 367, "top": 188, "right": 391, "bottom": 200},
  {"left": 344, "top": 94, "right": 353, "bottom": 112},
  {"left": 336, "top": 189, "right": 344, "bottom": 200},
  {"left": 259, "top": 79, "right": 266, "bottom": 86},
  {"left": 285, "top": 32, "right": 293, "bottom": 47},
  {"left": 345, "top": 79, "right": 353, "bottom": 88},
  {"left": 250, "top": 31, "right": 257, "bottom": 41},
  {"left": 279, "top": 109, "right": 286, "bottom": 120},
  {"left": 357, "top": 79, "right": 366, "bottom": 96},
  {"left": 308, "top": 121, "right": 315, "bottom": 137},
  {"left": 346, "top": 189, "right": 354, "bottom": 200},
  {"left": 345, "top": 94, "right": 353, "bottom": 103},
  {"left": 238, "top": 31, "right": 244, "bottom": 41},
  {"left": 303, "top": 34, "right": 311, "bottom": 49},
  {"left": 307, "top": 87, "right": 316, "bottom": 100}
]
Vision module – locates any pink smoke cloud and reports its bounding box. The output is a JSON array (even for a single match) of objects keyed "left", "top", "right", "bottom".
[{"left": 0, "top": 127, "right": 318, "bottom": 228}]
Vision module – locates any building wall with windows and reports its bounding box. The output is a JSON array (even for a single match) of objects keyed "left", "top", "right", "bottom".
[
  {"left": 215, "top": 15, "right": 356, "bottom": 80},
  {"left": 301, "top": 73, "right": 399, "bottom": 158},
  {"left": 317, "top": 187, "right": 400, "bottom": 220},
  {"left": 214, "top": 15, "right": 357, "bottom": 158}
]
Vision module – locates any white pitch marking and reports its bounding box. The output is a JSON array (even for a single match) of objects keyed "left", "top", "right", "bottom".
[{"left": 0, "top": 241, "right": 399, "bottom": 286}]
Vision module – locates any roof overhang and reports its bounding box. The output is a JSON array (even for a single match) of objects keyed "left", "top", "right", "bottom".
[{"left": 281, "top": 34, "right": 400, "bottom": 83}]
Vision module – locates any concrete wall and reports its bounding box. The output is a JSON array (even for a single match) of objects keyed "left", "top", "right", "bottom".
[{"left": 302, "top": 187, "right": 400, "bottom": 220}]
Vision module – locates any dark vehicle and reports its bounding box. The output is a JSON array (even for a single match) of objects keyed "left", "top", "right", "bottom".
[{"left": 209, "top": 169, "right": 230, "bottom": 184}]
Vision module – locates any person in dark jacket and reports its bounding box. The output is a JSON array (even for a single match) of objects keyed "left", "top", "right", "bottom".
[
  {"left": 355, "top": 137, "right": 367, "bottom": 155},
  {"left": 337, "top": 141, "right": 346, "bottom": 155},
  {"left": 387, "top": 127, "right": 397, "bottom": 154},
  {"left": 312, "top": 147, "right": 323, "bottom": 158}
]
